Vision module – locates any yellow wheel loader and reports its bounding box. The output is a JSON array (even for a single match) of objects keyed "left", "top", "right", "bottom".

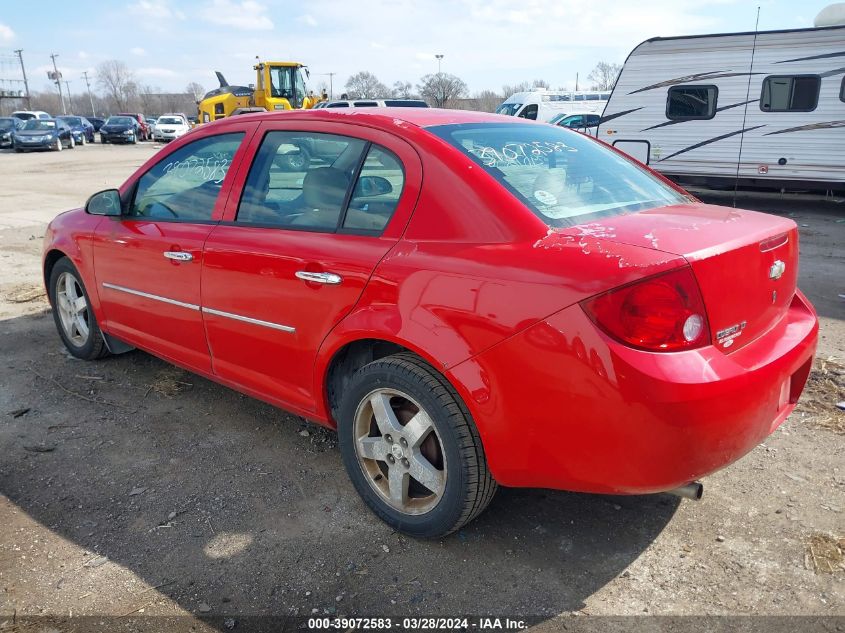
[{"left": 197, "top": 61, "right": 317, "bottom": 124}]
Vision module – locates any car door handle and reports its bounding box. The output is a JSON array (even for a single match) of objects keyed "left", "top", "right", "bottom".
[
  {"left": 163, "top": 251, "right": 193, "bottom": 262},
  {"left": 295, "top": 271, "right": 342, "bottom": 285}
]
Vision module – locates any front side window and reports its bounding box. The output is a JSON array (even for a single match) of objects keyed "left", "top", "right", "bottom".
[
  {"left": 666, "top": 85, "right": 717, "bottom": 120},
  {"left": 429, "top": 123, "right": 688, "bottom": 228},
  {"left": 518, "top": 104, "right": 538, "bottom": 120},
  {"left": 761, "top": 75, "right": 820, "bottom": 112},
  {"left": 129, "top": 133, "right": 244, "bottom": 221},
  {"left": 327, "top": 102, "right": 350, "bottom": 108}
]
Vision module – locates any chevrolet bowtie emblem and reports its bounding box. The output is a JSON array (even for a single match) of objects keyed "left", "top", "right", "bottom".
[{"left": 769, "top": 260, "right": 786, "bottom": 280}]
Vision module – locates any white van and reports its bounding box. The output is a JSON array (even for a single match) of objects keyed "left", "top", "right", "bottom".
[
  {"left": 495, "top": 90, "right": 609, "bottom": 123},
  {"left": 12, "top": 110, "right": 52, "bottom": 121}
]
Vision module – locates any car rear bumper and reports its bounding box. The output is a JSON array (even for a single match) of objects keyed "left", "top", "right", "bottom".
[{"left": 448, "top": 290, "right": 818, "bottom": 494}]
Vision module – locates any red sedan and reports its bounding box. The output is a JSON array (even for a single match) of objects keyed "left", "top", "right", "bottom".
[{"left": 43, "top": 109, "right": 818, "bottom": 537}]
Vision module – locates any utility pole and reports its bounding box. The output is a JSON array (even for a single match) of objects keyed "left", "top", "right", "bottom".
[
  {"left": 50, "top": 53, "right": 67, "bottom": 114},
  {"left": 82, "top": 71, "right": 96, "bottom": 116},
  {"left": 64, "top": 80, "right": 72, "bottom": 112},
  {"left": 575, "top": 72, "right": 579, "bottom": 91},
  {"left": 320, "top": 72, "right": 336, "bottom": 99},
  {"left": 14, "top": 49, "right": 31, "bottom": 109},
  {"left": 435, "top": 54, "right": 444, "bottom": 75}
]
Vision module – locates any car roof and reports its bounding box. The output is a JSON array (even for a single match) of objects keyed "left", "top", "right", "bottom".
[{"left": 211, "top": 107, "right": 522, "bottom": 131}]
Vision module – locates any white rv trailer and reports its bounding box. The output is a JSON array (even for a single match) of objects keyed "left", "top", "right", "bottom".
[
  {"left": 597, "top": 24, "right": 845, "bottom": 191},
  {"left": 495, "top": 90, "right": 610, "bottom": 123}
]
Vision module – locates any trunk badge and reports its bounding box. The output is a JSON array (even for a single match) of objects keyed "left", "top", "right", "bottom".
[{"left": 769, "top": 260, "right": 786, "bottom": 280}]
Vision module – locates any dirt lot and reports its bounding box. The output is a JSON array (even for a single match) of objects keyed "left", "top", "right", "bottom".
[{"left": 0, "top": 144, "right": 843, "bottom": 630}]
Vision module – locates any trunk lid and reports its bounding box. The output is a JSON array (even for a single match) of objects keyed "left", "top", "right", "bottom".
[{"left": 559, "top": 203, "right": 799, "bottom": 352}]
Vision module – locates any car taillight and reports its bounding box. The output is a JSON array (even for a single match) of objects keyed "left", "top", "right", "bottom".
[{"left": 581, "top": 267, "right": 710, "bottom": 352}]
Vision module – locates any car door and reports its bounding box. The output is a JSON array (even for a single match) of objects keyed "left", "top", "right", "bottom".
[
  {"left": 201, "top": 120, "right": 421, "bottom": 413},
  {"left": 92, "top": 128, "right": 254, "bottom": 373}
]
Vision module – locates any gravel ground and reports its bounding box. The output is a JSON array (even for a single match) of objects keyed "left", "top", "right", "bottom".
[{"left": 0, "top": 145, "right": 842, "bottom": 630}]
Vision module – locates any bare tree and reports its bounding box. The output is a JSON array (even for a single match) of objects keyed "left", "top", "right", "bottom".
[
  {"left": 344, "top": 71, "right": 389, "bottom": 99},
  {"left": 391, "top": 81, "right": 415, "bottom": 99},
  {"left": 96, "top": 60, "right": 137, "bottom": 111},
  {"left": 473, "top": 90, "right": 503, "bottom": 113},
  {"left": 417, "top": 73, "right": 468, "bottom": 108},
  {"left": 186, "top": 81, "right": 205, "bottom": 103},
  {"left": 501, "top": 79, "right": 549, "bottom": 97},
  {"left": 587, "top": 62, "right": 622, "bottom": 91}
]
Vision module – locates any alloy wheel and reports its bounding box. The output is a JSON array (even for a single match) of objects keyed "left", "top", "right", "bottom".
[
  {"left": 55, "top": 271, "right": 90, "bottom": 347},
  {"left": 353, "top": 388, "right": 447, "bottom": 515}
]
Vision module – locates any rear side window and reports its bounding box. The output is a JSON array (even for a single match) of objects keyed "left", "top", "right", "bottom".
[
  {"left": 354, "top": 101, "right": 378, "bottom": 107},
  {"left": 129, "top": 133, "right": 244, "bottom": 221},
  {"left": 840, "top": 77, "right": 845, "bottom": 103},
  {"left": 383, "top": 100, "right": 428, "bottom": 107},
  {"left": 666, "top": 85, "right": 717, "bottom": 120},
  {"left": 236, "top": 131, "right": 365, "bottom": 230},
  {"left": 326, "top": 102, "right": 350, "bottom": 108},
  {"left": 428, "top": 123, "right": 688, "bottom": 228},
  {"left": 343, "top": 146, "right": 405, "bottom": 232},
  {"left": 761, "top": 75, "right": 820, "bottom": 112}
]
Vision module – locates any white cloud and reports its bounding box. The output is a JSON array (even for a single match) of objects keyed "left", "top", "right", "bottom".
[
  {"left": 0, "top": 22, "right": 14, "bottom": 42},
  {"left": 297, "top": 13, "right": 318, "bottom": 27},
  {"left": 131, "top": 47, "right": 147, "bottom": 56},
  {"left": 202, "top": 0, "right": 274, "bottom": 30},
  {"left": 77, "top": 51, "right": 90, "bottom": 59},
  {"left": 128, "top": 0, "right": 185, "bottom": 20}
]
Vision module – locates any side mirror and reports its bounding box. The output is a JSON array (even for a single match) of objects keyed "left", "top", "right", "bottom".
[
  {"left": 357, "top": 176, "right": 393, "bottom": 197},
  {"left": 85, "top": 189, "right": 122, "bottom": 216}
]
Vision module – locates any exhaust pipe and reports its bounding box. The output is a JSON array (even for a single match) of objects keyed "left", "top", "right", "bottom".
[{"left": 667, "top": 481, "right": 703, "bottom": 501}]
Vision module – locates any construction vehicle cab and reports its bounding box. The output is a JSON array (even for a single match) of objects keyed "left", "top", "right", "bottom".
[{"left": 197, "top": 61, "right": 311, "bottom": 124}]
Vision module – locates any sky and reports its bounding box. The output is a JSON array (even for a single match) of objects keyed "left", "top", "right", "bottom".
[{"left": 0, "top": 0, "right": 838, "bottom": 99}]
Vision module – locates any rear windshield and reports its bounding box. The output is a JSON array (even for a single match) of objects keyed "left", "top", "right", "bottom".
[
  {"left": 106, "top": 117, "right": 134, "bottom": 125},
  {"left": 428, "top": 123, "right": 688, "bottom": 227},
  {"left": 59, "top": 117, "right": 82, "bottom": 126},
  {"left": 23, "top": 120, "right": 56, "bottom": 130},
  {"left": 157, "top": 117, "right": 183, "bottom": 124}
]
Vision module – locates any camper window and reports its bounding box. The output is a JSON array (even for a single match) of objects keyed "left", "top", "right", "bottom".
[
  {"left": 760, "top": 75, "right": 820, "bottom": 112},
  {"left": 666, "top": 85, "right": 717, "bottom": 120}
]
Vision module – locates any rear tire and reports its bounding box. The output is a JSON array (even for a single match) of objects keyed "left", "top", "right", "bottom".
[
  {"left": 338, "top": 353, "right": 497, "bottom": 538},
  {"left": 48, "top": 257, "right": 110, "bottom": 361}
]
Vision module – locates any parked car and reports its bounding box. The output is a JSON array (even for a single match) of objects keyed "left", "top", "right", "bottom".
[
  {"left": 554, "top": 113, "right": 601, "bottom": 137},
  {"left": 42, "top": 108, "right": 818, "bottom": 538},
  {"left": 145, "top": 117, "right": 157, "bottom": 131},
  {"left": 0, "top": 116, "right": 25, "bottom": 148},
  {"left": 88, "top": 117, "right": 105, "bottom": 132},
  {"left": 57, "top": 115, "right": 95, "bottom": 145},
  {"left": 323, "top": 99, "right": 429, "bottom": 108},
  {"left": 11, "top": 110, "right": 52, "bottom": 121},
  {"left": 13, "top": 118, "right": 75, "bottom": 152},
  {"left": 117, "top": 113, "right": 150, "bottom": 140},
  {"left": 153, "top": 114, "right": 191, "bottom": 142},
  {"left": 99, "top": 116, "right": 141, "bottom": 144}
]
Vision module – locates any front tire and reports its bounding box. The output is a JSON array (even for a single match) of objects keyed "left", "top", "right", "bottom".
[
  {"left": 69, "top": 136, "right": 76, "bottom": 149},
  {"left": 54, "top": 137, "right": 62, "bottom": 151},
  {"left": 338, "top": 353, "right": 497, "bottom": 538},
  {"left": 48, "top": 257, "right": 109, "bottom": 361}
]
